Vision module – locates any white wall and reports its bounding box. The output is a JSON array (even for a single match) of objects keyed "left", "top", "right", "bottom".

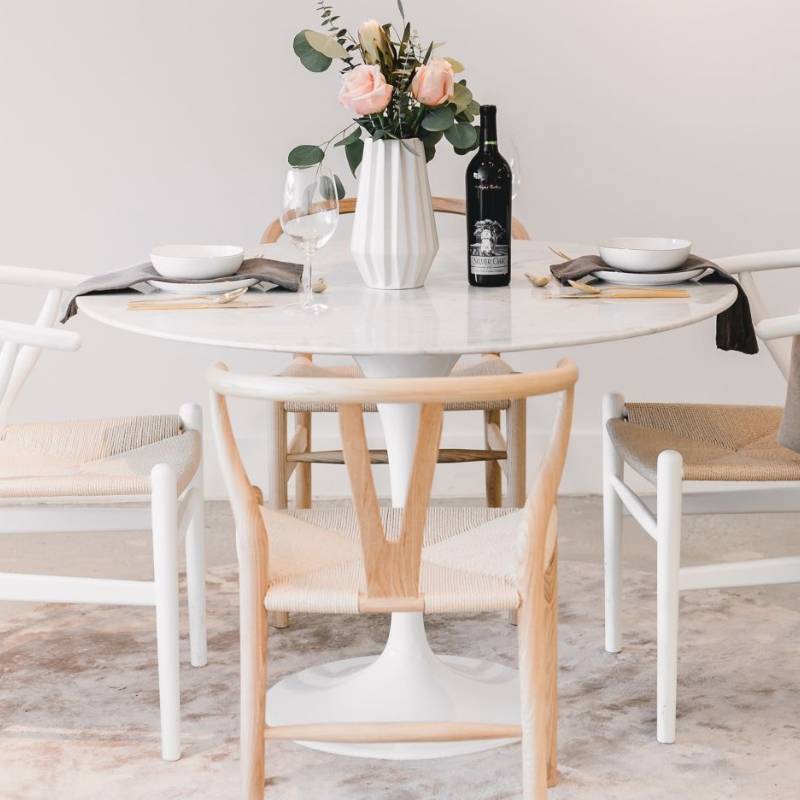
[{"left": 1, "top": 0, "right": 798, "bottom": 498}]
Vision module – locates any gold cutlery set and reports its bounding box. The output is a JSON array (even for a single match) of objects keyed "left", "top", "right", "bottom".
[
  {"left": 128, "top": 277, "right": 329, "bottom": 311},
  {"left": 524, "top": 273, "right": 690, "bottom": 299}
]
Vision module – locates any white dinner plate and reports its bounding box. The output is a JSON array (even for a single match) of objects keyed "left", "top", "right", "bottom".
[
  {"left": 146, "top": 277, "right": 258, "bottom": 295},
  {"left": 591, "top": 268, "right": 707, "bottom": 286}
]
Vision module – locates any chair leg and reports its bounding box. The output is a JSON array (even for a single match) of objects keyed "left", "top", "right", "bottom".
[
  {"left": 240, "top": 572, "right": 269, "bottom": 798},
  {"left": 266, "top": 403, "right": 290, "bottom": 630},
  {"left": 517, "top": 596, "right": 550, "bottom": 800},
  {"left": 151, "top": 463, "right": 181, "bottom": 762},
  {"left": 506, "top": 399, "right": 527, "bottom": 508},
  {"left": 180, "top": 403, "right": 207, "bottom": 668},
  {"left": 602, "top": 393, "right": 625, "bottom": 653},
  {"left": 294, "top": 411, "right": 312, "bottom": 509},
  {"left": 545, "top": 539, "right": 558, "bottom": 788},
  {"left": 266, "top": 402, "right": 288, "bottom": 510},
  {"left": 656, "top": 450, "right": 683, "bottom": 744},
  {"left": 484, "top": 409, "right": 503, "bottom": 507}
]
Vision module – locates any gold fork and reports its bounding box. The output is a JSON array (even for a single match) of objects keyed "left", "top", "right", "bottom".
[{"left": 128, "top": 286, "right": 249, "bottom": 309}]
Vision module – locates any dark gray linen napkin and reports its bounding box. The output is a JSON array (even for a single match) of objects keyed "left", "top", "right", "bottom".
[
  {"left": 60, "top": 257, "right": 303, "bottom": 322},
  {"left": 778, "top": 337, "right": 800, "bottom": 452},
  {"left": 550, "top": 254, "right": 758, "bottom": 355}
]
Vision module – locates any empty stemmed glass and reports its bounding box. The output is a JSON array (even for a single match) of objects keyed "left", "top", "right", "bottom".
[
  {"left": 280, "top": 165, "right": 339, "bottom": 313},
  {"left": 506, "top": 138, "right": 522, "bottom": 201}
]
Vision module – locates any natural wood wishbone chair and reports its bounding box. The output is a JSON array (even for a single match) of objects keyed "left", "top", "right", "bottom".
[
  {"left": 209, "top": 358, "right": 577, "bottom": 800},
  {"left": 260, "top": 197, "right": 533, "bottom": 627}
]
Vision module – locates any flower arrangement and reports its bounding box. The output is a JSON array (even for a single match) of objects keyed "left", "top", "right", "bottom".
[{"left": 288, "top": 0, "right": 481, "bottom": 187}]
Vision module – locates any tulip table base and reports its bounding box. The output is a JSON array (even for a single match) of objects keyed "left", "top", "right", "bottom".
[{"left": 266, "top": 354, "right": 521, "bottom": 759}]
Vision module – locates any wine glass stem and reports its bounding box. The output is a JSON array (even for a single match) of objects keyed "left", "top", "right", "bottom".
[{"left": 303, "top": 247, "right": 313, "bottom": 307}]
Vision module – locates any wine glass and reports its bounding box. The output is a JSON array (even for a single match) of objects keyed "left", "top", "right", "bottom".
[
  {"left": 506, "top": 138, "right": 522, "bottom": 201},
  {"left": 280, "top": 165, "right": 339, "bottom": 313}
]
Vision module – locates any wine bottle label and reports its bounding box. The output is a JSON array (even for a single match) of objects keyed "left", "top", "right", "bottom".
[{"left": 470, "top": 219, "right": 509, "bottom": 275}]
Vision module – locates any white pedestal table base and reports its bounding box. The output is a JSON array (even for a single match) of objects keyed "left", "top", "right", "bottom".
[{"left": 266, "top": 353, "right": 521, "bottom": 759}]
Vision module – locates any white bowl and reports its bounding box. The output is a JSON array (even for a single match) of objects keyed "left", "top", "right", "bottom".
[
  {"left": 599, "top": 238, "right": 692, "bottom": 273},
  {"left": 150, "top": 245, "right": 244, "bottom": 280}
]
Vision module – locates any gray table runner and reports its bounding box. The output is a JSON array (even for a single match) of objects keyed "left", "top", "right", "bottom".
[{"left": 60, "top": 257, "right": 303, "bottom": 322}]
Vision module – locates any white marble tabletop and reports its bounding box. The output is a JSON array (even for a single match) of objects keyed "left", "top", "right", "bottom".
[{"left": 77, "top": 239, "right": 737, "bottom": 356}]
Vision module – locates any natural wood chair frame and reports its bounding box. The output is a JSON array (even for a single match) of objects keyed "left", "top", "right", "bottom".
[
  {"left": 209, "top": 359, "right": 577, "bottom": 800},
  {"left": 261, "top": 197, "right": 532, "bottom": 598},
  {"left": 602, "top": 248, "right": 800, "bottom": 744},
  {"left": 0, "top": 265, "right": 207, "bottom": 761}
]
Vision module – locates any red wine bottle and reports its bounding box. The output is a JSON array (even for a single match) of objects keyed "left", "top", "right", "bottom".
[{"left": 466, "top": 105, "right": 512, "bottom": 287}]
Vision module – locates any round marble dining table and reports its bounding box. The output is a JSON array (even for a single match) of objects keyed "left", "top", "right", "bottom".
[{"left": 78, "top": 238, "right": 736, "bottom": 760}]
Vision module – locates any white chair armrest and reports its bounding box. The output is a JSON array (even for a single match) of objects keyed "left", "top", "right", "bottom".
[
  {"left": 715, "top": 249, "right": 800, "bottom": 275},
  {"left": 0, "top": 320, "right": 81, "bottom": 351},
  {"left": 756, "top": 313, "right": 800, "bottom": 342},
  {"left": 0, "top": 265, "right": 88, "bottom": 290}
]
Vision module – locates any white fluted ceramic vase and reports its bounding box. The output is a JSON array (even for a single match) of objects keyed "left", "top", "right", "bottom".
[{"left": 351, "top": 137, "right": 439, "bottom": 290}]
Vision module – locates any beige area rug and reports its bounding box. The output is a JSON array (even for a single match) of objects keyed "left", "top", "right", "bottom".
[{"left": 1, "top": 560, "right": 798, "bottom": 800}]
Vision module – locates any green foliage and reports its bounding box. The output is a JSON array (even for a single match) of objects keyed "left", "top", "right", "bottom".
[
  {"left": 288, "top": 144, "right": 325, "bottom": 166},
  {"left": 333, "top": 128, "right": 362, "bottom": 148},
  {"left": 421, "top": 105, "right": 455, "bottom": 132},
  {"left": 288, "top": 1, "right": 483, "bottom": 183},
  {"left": 345, "top": 137, "right": 364, "bottom": 176},
  {"left": 444, "top": 121, "right": 478, "bottom": 150},
  {"left": 293, "top": 30, "right": 332, "bottom": 72}
]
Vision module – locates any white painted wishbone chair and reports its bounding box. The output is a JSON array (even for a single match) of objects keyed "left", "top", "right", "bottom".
[
  {"left": 209, "top": 359, "right": 577, "bottom": 800},
  {"left": 0, "top": 265, "right": 207, "bottom": 760},
  {"left": 602, "top": 248, "right": 800, "bottom": 744}
]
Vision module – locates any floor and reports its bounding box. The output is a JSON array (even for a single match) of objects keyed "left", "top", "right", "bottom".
[{"left": 1, "top": 497, "right": 798, "bottom": 800}]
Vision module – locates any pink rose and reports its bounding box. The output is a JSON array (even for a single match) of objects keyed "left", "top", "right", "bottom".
[
  {"left": 338, "top": 65, "right": 393, "bottom": 116},
  {"left": 411, "top": 58, "right": 455, "bottom": 107}
]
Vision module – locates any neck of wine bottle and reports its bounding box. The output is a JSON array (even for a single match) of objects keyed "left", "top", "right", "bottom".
[{"left": 480, "top": 106, "right": 498, "bottom": 153}]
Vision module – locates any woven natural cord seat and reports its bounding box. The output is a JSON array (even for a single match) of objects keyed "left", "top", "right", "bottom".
[
  {"left": 0, "top": 415, "right": 201, "bottom": 499},
  {"left": 209, "top": 359, "right": 577, "bottom": 800},
  {"left": 607, "top": 402, "right": 800, "bottom": 482}
]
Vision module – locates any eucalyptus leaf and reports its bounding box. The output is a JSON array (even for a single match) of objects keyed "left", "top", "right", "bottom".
[
  {"left": 421, "top": 105, "right": 455, "bottom": 132},
  {"left": 345, "top": 138, "right": 364, "bottom": 176},
  {"left": 423, "top": 137, "right": 437, "bottom": 162},
  {"left": 419, "top": 128, "right": 444, "bottom": 145},
  {"left": 293, "top": 30, "right": 332, "bottom": 72},
  {"left": 305, "top": 29, "right": 349, "bottom": 60},
  {"left": 466, "top": 100, "right": 481, "bottom": 117},
  {"left": 288, "top": 144, "right": 325, "bottom": 167},
  {"left": 334, "top": 174, "right": 346, "bottom": 200},
  {"left": 444, "top": 57, "right": 465, "bottom": 73},
  {"left": 445, "top": 121, "right": 478, "bottom": 150},
  {"left": 452, "top": 82, "right": 473, "bottom": 114},
  {"left": 318, "top": 175, "right": 337, "bottom": 201},
  {"left": 333, "top": 128, "right": 362, "bottom": 148}
]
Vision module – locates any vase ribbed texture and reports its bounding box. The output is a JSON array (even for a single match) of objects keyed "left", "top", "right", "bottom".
[{"left": 350, "top": 137, "right": 439, "bottom": 290}]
